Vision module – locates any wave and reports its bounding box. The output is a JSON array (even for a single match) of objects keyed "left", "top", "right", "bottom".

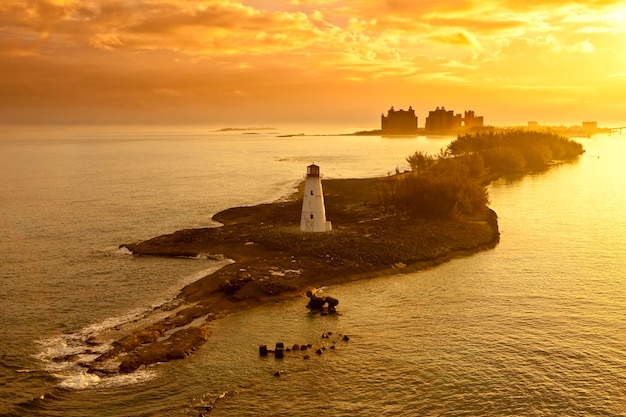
[
  {"left": 56, "top": 367, "right": 158, "bottom": 390},
  {"left": 34, "top": 259, "right": 234, "bottom": 390},
  {"left": 114, "top": 246, "right": 134, "bottom": 256},
  {"left": 35, "top": 303, "right": 169, "bottom": 390},
  {"left": 34, "top": 306, "right": 156, "bottom": 389}
]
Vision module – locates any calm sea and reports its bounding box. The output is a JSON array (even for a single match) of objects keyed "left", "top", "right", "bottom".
[{"left": 0, "top": 126, "right": 624, "bottom": 416}]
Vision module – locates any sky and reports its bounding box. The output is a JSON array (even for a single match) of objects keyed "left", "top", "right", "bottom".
[{"left": 1, "top": 0, "right": 625, "bottom": 127}]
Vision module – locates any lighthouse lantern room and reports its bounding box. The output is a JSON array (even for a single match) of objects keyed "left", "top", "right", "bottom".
[{"left": 300, "top": 163, "right": 332, "bottom": 232}]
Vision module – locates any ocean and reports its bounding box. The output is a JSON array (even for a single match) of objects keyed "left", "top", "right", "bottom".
[{"left": 0, "top": 126, "right": 624, "bottom": 416}]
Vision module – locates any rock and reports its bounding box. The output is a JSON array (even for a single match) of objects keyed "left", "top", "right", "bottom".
[
  {"left": 86, "top": 336, "right": 99, "bottom": 346},
  {"left": 325, "top": 296, "right": 339, "bottom": 309},
  {"left": 305, "top": 290, "right": 326, "bottom": 311},
  {"left": 117, "top": 326, "right": 209, "bottom": 374},
  {"left": 259, "top": 345, "right": 268, "bottom": 357},
  {"left": 275, "top": 343, "right": 284, "bottom": 359}
]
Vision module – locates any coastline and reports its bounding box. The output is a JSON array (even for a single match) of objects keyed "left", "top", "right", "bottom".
[{"left": 85, "top": 175, "right": 500, "bottom": 375}]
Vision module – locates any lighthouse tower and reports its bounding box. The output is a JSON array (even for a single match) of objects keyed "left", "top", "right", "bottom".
[{"left": 300, "top": 164, "right": 332, "bottom": 232}]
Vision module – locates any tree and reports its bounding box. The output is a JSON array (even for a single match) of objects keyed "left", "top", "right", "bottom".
[{"left": 406, "top": 150, "right": 434, "bottom": 173}]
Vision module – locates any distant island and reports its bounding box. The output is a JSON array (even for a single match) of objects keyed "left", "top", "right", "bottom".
[
  {"left": 77, "top": 131, "right": 584, "bottom": 376},
  {"left": 214, "top": 127, "right": 277, "bottom": 132},
  {"left": 352, "top": 124, "right": 612, "bottom": 138},
  {"left": 351, "top": 105, "right": 612, "bottom": 137}
]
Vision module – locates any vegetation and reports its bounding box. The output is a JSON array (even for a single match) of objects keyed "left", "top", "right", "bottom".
[
  {"left": 389, "top": 130, "right": 584, "bottom": 219},
  {"left": 448, "top": 130, "right": 584, "bottom": 169}
]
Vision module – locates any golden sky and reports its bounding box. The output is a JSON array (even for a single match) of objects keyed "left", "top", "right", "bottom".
[{"left": 1, "top": 0, "right": 625, "bottom": 126}]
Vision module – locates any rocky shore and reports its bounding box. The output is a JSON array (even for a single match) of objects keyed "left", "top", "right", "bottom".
[{"left": 84, "top": 175, "right": 499, "bottom": 375}]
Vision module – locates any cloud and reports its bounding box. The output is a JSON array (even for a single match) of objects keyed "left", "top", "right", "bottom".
[
  {"left": 89, "top": 33, "right": 123, "bottom": 50},
  {"left": 431, "top": 30, "right": 480, "bottom": 48},
  {"left": 0, "top": 0, "right": 625, "bottom": 124},
  {"left": 570, "top": 38, "right": 595, "bottom": 53}
]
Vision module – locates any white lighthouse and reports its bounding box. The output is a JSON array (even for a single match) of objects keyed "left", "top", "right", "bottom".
[{"left": 300, "top": 163, "right": 332, "bottom": 232}]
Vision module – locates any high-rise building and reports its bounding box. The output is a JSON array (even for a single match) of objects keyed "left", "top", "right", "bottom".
[
  {"left": 381, "top": 106, "right": 418, "bottom": 134},
  {"left": 582, "top": 121, "right": 598, "bottom": 130},
  {"left": 464, "top": 110, "right": 484, "bottom": 129},
  {"left": 424, "top": 107, "right": 463, "bottom": 132},
  {"left": 424, "top": 107, "right": 484, "bottom": 132}
]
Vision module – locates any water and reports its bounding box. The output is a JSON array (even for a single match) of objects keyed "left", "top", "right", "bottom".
[{"left": 0, "top": 127, "right": 624, "bottom": 416}]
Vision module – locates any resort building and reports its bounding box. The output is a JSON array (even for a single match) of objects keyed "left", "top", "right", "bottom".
[
  {"left": 424, "top": 107, "right": 484, "bottom": 133},
  {"left": 381, "top": 106, "right": 418, "bottom": 134},
  {"left": 424, "top": 107, "right": 463, "bottom": 132},
  {"left": 582, "top": 121, "right": 598, "bottom": 131},
  {"left": 464, "top": 111, "right": 484, "bottom": 129}
]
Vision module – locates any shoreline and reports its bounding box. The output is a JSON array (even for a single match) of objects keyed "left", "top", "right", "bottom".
[{"left": 83, "top": 175, "right": 500, "bottom": 375}]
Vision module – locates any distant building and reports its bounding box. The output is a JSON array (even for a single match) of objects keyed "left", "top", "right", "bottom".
[
  {"left": 582, "top": 121, "right": 598, "bottom": 130},
  {"left": 424, "top": 107, "right": 484, "bottom": 133},
  {"left": 381, "top": 106, "right": 418, "bottom": 134},
  {"left": 528, "top": 121, "right": 539, "bottom": 128},
  {"left": 464, "top": 110, "right": 484, "bottom": 129},
  {"left": 424, "top": 107, "right": 463, "bottom": 132}
]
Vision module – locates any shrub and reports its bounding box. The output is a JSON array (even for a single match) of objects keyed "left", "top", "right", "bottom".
[
  {"left": 448, "top": 130, "right": 584, "bottom": 167},
  {"left": 406, "top": 150, "right": 435, "bottom": 173},
  {"left": 393, "top": 174, "right": 489, "bottom": 219},
  {"left": 482, "top": 147, "right": 526, "bottom": 173},
  {"left": 393, "top": 130, "right": 584, "bottom": 219},
  {"left": 521, "top": 145, "right": 553, "bottom": 169}
]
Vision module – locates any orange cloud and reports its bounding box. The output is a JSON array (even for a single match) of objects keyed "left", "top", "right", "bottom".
[
  {"left": 431, "top": 30, "right": 480, "bottom": 48},
  {"left": 0, "top": 0, "right": 625, "bottom": 125}
]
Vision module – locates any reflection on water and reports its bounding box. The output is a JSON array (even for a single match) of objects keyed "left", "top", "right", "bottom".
[
  {"left": 1, "top": 130, "right": 625, "bottom": 416},
  {"left": 179, "top": 137, "right": 626, "bottom": 416}
]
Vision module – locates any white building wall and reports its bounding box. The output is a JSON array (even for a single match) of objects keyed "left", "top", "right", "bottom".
[{"left": 300, "top": 176, "right": 332, "bottom": 232}]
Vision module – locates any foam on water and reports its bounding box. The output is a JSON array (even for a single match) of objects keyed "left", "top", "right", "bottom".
[
  {"left": 55, "top": 367, "right": 158, "bottom": 390},
  {"left": 34, "top": 259, "right": 236, "bottom": 391},
  {"left": 36, "top": 308, "right": 147, "bottom": 364},
  {"left": 56, "top": 369, "right": 101, "bottom": 390},
  {"left": 35, "top": 306, "right": 165, "bottom": 390},
  {"left": 4, "top": 129, "right": 626, "bottom": 416},
  {"left": 114, "top": 246, "right": 133, "bottom": 256}
]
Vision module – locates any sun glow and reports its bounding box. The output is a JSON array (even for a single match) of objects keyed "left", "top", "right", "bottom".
[{"left": 0, "top": 0, "right": 625, "bottom": 126}]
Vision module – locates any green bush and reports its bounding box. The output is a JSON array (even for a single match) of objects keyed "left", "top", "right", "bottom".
[
  {"left": 482, "top": 147, "right": 526, "bottom": 173},
  {"left": 446, "top": 130, "right": 583, "bottom": 174},
  {"left": 406, "top": 150, "right": 435, "bottom": 173},
  {"left": 521, "top": 145, "right": 553, "bottom": 169},
  {"left": 393, "top": 173, "right": 489, "bottom": 219},
  {"left": 392, "top": 130, "right": 583, "bottom": 219}
]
